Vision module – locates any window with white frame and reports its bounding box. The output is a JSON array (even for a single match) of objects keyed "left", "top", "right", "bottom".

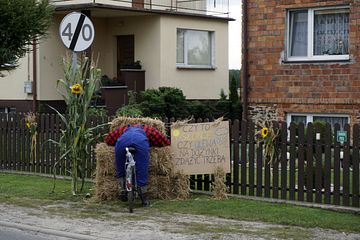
[
  {"left": 286, "top": 113, "right": 349, "bottom": 129},
  {"left": 176, "top": 29, "right": 215, "bottom": 68},
  {"left": 287, "top": 6, "right": 349, "bottom": 61}
]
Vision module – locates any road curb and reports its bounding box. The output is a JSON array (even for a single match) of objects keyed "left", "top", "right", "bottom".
[{"left": 0, "top": 220, "right": 99, "bottom": 240}]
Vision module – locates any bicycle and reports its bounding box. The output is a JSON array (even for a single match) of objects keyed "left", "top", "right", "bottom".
[{"left": 125, "top": 147, "right": 137, "bottom": 213}]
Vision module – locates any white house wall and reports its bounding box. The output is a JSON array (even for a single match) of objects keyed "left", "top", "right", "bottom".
[
  {"left": 159, "top": 15, "right": 229, "bottom": 99},
  {"left": 0, "top": 55, "right": 33, "bottom": 100},
  {"left": 108, "top": 15, "right": 162, "bottom": 89}
]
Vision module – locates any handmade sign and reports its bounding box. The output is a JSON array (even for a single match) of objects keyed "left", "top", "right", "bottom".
[{"left": 171, "top": 121, "right": 230, "bottom": 175}]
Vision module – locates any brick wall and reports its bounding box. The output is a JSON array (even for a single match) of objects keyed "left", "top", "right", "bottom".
[{"left": 246, "top": 0, "right": 360, "bottom": 124}]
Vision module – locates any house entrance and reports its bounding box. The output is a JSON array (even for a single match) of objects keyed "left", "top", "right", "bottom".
[{"left": 117, "top": 35, "right": 135, "bottom": 80}]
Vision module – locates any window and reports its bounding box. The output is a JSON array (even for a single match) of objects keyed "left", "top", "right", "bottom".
[
  {"left": 287, "top": 7, "right": 349, "bottom": 61},
  {"left": 176, "top": 29, "right": 215, "bottom": 68},
  {"left": 286, "top": 113, "right": 349, "bottom": 129}
]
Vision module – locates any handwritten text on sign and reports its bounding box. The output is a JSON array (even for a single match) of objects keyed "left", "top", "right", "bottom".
[{"left": 171, "top": 121, "right": 230, "bottom": 175}]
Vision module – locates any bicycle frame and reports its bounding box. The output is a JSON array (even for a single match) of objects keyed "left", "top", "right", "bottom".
[
  {"left": 125, "top": 147, "right": 137, "bottom": 192},
  {"left": 125, "top": 147, "right": 137, "bottom": 213}
]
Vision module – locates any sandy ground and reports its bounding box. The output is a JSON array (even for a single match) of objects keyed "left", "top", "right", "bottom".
[{"left": 0, "top": 203, "right": 359, "bottom": 240}]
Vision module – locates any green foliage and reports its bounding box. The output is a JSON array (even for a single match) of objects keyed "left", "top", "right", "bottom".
[
  {"left": 229, "top": 75, "right": 239, "bottom": 104},
  {"left": 187, "top": 100, "right": 214, "bottom": 119},
  {"left": 88, "top": 107, "right": 108, "bottom": 118},
  {"left": 229, "top": 69, "right": 240, "bottom": 88},
  {"left": 139, "top": 87, "right": 188, "bottom": 119},
  {"left": 0, "top": 0, "right": 53, "bottom": 71},
  {"left": 100, "top": 75, "right": 120, "bottom": 86},
  {"left": 116, "top": 105, "right": 143, "bottom": 117}
]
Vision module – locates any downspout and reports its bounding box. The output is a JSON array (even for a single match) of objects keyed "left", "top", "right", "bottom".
[
  {"left": 32, "top": 40, "right": 38, "bottom": 113},
  {"left": 241, "top": 0, "right": 248, "bottom": 120}
]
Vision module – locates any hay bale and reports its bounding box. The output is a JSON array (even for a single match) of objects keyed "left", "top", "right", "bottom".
[
  {"left": 110, "top": 116, "right": 166, "bottom": 134},
  {"left": 171, "top": 171, "right": 190, "bottom": 200},
  {"left": 148, "top": 150, "right": 158, "bottom": 175},
  {"left": 156, "top": 175, "right": 172, "bottom": 199},
  {"left": 95, "top": 175, "right": 119, "bottom": 201},
  {"left": 95, "top": 143, "right": 116, "bottom": 176},
  {"left": 212, "top": 167, "right": 228, "bottom": 200},
  {"left": 150, "top": 146, "right": 173, "bottom": 176},
  {"left": 147, "top": 174, "right": 158, "bottom": 198}
]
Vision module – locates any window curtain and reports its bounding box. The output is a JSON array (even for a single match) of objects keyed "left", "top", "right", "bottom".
[
  {"left": 290, "top": 11, "right": 308, "bottom": 57},
  {"left": 313, "top": 116, "right": 348, "bottom": 130},
  {"left": 176, "top": 29, "right": 184, "bottom": 63},
  {"left": 187, "top": 30, "right": 211, "bottom": 65},
  {"left": 314, "top": 10, "right": 349, "bottom": 55}
]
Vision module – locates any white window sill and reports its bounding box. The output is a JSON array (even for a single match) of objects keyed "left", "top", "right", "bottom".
[
  {"left": 176, "top": 65, "right": 216, "bottom": 70},
  {"left": 285, "top": 55, "right": 350, "bottom": 63}
]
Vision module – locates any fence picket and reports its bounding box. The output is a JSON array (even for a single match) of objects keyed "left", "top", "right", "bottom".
[
  {"left": 232, "top": 119, "right": 240, "bottom": 194},
  {"left": 289, "top": 122, "right": 296, "bottom": 200},
  {"left": 280, "top": 122, "right": 287, "bottom": 200},
  {"left": 333, "top": 123, "right": 341, "bottom": 205},
  {"left": 324, "top": 123, "right": 332, "bottom": 204},
  {"left": 342, "top": 124, "right": 350, "bottom": 206},
  {"left": 55, "top": 114, "right": 60, "bottom": 176},
  {"left": 248, "top": 121, "right": 255, "bottom": 196},
  {"left": 272, "top": 122, "right": 279, "bottom": 199},
  {"left": 306, "top": 123, "right": 314, "bottom": 203},
  {"left": 353, "top": 124, "right": 360, "bottom": 207},
  {"left": 297, "top": 123, "right": 305, "bottom": 201},
  {"left": 0, "top": 114, "right": 4, "bottom": 168},
  {"left": 315, "top": 123, "right": 323, "bottom": 204},
  {"left": 256, "top": 141, "right": 263, "bottom": 197},
  {"left": 240, "top": 120, "right": 247, "bottom": 195},
  {"left": 15, "top": 114, "right": 21, "bottom": 171}
]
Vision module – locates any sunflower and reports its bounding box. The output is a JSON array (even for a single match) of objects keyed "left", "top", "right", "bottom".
[
  {"left": 261, "top": 127, "right": 269, "bottom": 138},
  {"left": 70, "top": 84, "right": 82, "bottom": 94}
]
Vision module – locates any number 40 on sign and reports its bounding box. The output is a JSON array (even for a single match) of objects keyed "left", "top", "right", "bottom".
[{"left": 59, "top": 12, "right": 95, "bottom": 52}]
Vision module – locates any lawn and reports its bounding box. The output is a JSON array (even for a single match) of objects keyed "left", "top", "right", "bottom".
[{"left": 0, "top": 172, "right": 359, "bottom": 233}]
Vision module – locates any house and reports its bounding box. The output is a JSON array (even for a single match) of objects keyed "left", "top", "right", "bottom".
[
  {"left": 1, "top": 0, "right": 231, "bottom": 114},
  {"left": 242, "top": 0, "right": 360, "bottom": 128}
]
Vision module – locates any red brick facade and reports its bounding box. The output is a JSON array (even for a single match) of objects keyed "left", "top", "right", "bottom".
[{"left": 246, "top": 0, "right": 360, "bottom": 124}]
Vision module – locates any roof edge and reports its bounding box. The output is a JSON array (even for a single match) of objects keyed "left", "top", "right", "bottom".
[{"left": 53, "top": 3, "right": 234, "bottom": 21}]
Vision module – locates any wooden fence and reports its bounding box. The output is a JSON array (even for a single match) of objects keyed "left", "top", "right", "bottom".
[
  {"left": 0, "top": 113, "right": 111, "bottom": 178},
  {"left": 0, "top": 113, "right": 359, "bottom": 208}
]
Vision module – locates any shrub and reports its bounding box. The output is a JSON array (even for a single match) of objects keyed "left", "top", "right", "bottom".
[{"left": 139, "top": 87, "right": 188, "bottom": 119}]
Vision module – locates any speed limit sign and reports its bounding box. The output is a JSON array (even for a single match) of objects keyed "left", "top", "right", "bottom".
[{"left": 59, "top": 12, "right": 94, "bottom": 52}]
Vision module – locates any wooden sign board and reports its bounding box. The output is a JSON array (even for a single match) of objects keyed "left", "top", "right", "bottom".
[{"left": 171, "top": 121, "right": 230, "bottom": 175}]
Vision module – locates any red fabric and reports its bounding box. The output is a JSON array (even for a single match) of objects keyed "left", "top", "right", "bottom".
[{"left": 104, "top": 125, "right": 170, "bottom": 147}]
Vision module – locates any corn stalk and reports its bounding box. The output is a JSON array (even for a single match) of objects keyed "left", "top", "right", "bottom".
[{"left": 50, "top": 55, "right": 107, "bottom": 195}]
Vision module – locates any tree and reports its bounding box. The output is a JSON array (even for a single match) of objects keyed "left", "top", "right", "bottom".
[
  {"left": 0, "top": 0, "right": 53, "bottom": 71},
  {"left": 228, "top": 75, "right": 241, "bottom": 119}
]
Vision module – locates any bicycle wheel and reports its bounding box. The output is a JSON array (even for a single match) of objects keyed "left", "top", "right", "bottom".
[{"left": 128, "top": 166, "right": 136, "bottom": 213}]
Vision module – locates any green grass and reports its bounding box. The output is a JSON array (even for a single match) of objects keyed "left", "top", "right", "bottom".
[{"left": 0, "top": 172, "right": 359, "bottom": 233}]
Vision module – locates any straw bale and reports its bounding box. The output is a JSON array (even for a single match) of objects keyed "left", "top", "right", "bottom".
[
  {"left": 95, "top": 143, "right": 116, "bottom": 176},
  {"left": 212, "top": 167, "right": 228, "bottom": 200},
  {"left": 95, "top": 175, "right": 119, "bottom": 201},
  {"left": 148, "top": 150, "right": 158, "bottom": 175},
  {"left": 156, "top": 175, "right": 172, "bottom": 200},
  {"left": 171, "top": 171, "right": 190, "bottom": 200},
  {"left": 110, "top": 116, "right": 166, "bottom": 134},
  {"left": 150, "top": 146, "right": 173, "bottom": 176},
  {"left": 147, "top": 174, "right": 158, "bottom": 198}
]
